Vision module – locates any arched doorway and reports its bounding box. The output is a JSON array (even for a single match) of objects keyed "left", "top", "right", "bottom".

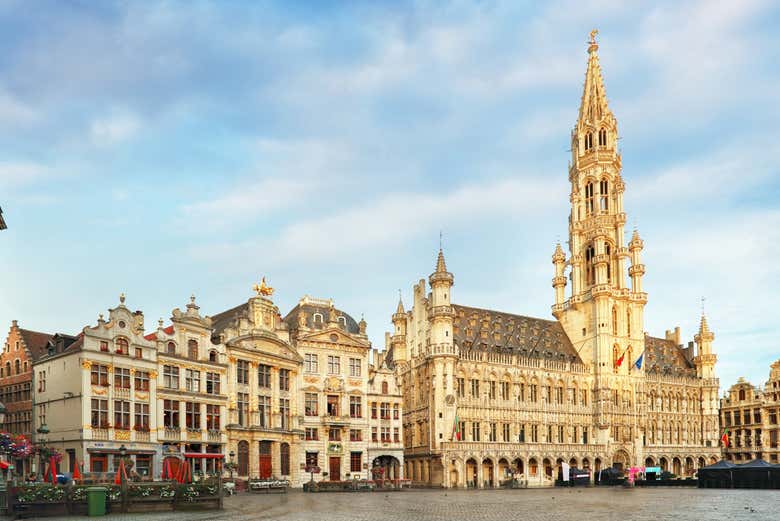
[
  {"left": 582, "top": 458, "right": 590, "bottom": 471},
  {"left": 697, "top": 457, "right": 706, "bottom": 472},
  {"left": 449, "top": 463, "right": 459, "bottom": 488},
  {"left": 645, "top": 457, "right": 655, "bottom": 467},
  {"left": 528, "top": 458, "right": 538, "bottom": 478},
  {"left": 237, "top": 440, "right": 249, "bottom": 477},
  {"left": 481, "top": 458, "right": 494, "bottom": 488},
  {"left": 466, "top": 458, "right": 478, "bottom": 488},
  {"left": 569, "top": 457, "right": 578, "bottom": 468},
  {"left": 685, "top": 457, "right": 694, "bottom": 477},
  {"left": 659, "top": 457, "right": 668, "bottom": 472}
]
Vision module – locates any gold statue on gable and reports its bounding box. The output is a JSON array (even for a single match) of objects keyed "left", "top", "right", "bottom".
[{"left": 253, "top": 277, "right": 275, "bottom": 297}]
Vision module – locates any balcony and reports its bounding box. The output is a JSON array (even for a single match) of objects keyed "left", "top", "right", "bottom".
[
  {"left": 114, "top": 387, "right": 131, "bottom": 399},
  {"left": 162, "top": 428, "right": 181, "bottom": 441},
  {"left": 186, "top": 429, "right": 203, "bottom": 441},
  {"left": 135, "top": 431, "right": 150, "bottom": 442},
  {"left": 92, "top": 428, "right": 109, "bottom": 440},
  {"left": 207, "top": 430, "right": 222, "bottom": 443}
]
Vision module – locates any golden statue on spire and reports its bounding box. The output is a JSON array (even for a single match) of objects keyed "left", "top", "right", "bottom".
[
  {"left": 589, "top": 29, "right": 598, "bottom": 45},
  {"left": 253, "top": 277, "right": 275, "bottom": 297}
]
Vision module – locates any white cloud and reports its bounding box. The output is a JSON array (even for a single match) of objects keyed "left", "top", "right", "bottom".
[
  {"left": 0, "top": 162, "right": 49, "bottom": 190},
  {"left": 89, "top": 111, "right": 142, "bottom": 146},
  {"left": 0, "top": 90, "right": 38, "bottom": 126}
]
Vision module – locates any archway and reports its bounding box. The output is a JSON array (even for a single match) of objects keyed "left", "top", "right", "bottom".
[
  {"left": 237, "top": 440, "right": 249, "bottom": 477},
  {"left": 498, "top": 458, "right": 510, "bottom": 485},
  {"left": 372, "top": 455, "right": 401, "bottom": 485},
  {"left": 612, "top": 450, "right": 630, "bottom": 472},
  {"left": 543, "top": 458, "right": 553, "bottom": 480},
  {"left": 582, "top": 458, "right": 590, "bottom": 470},
  {"left": 528, "top": 457, "right": 538, "bottom": 478},
  {"left": 466, "top": 458, "right": 478, "bottom": 488},
  {"left": 555, "top": 458, "right": 564, "bottom": 481},
  {"left": 709, "top": 456, "right": 718, "bottom": 465},
  {"left": 569, "top": 457, "right": 578, "bottom": 468},
  {"left": 481, "top": 458, "right": 494, "bottom": 488},
  {"left": 697, "top": 457, "right": 706, "bottom": 472},
  {"left": 685, "top": 457, "right": 694, "bottom": 477},
  {"left": 513, "top": 458, "right": 524, "bottom": 476},
  {"left": 659, "top": 457, "right": 668, "bottom": 472},
  {"left": 645, "top": 456, "right": 655, "bottom": 467},
  {"left": 672, "top": 457, "right": 682, "bottom": 477},
  {"left": 449, "top": 462, "right": 460, "bottom": 488}
]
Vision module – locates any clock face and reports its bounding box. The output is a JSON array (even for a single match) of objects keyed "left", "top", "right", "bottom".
[{"left": 445, "top": 394, "right": 455, "bottom": 405}]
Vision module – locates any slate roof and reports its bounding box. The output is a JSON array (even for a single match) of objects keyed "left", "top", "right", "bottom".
[
  {"left": 0, "top": 206, "right": 6, "bottom": 230},
  {"left": 452, "top": 304, "right": 581, "bottom": 363},
  {"left": 210, "top": 302, "right": 251, "bottom": 337},
  {"left": 283, "top": 303, "right": 360, "bottom": 334},
  {"left": 644, "top": 334, "right": 695, "bottom": 376},
  {"left": 18, "top": 328, "right": 55, "bottom": 361}
]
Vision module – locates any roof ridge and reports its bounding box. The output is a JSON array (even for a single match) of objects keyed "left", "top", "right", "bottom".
[{"left": 452, "top": 304, "right": 558, "bottom": 324}]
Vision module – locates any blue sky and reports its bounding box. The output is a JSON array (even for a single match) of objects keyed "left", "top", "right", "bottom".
[{"left": 1, "top": 0, "right": 778, "bottom": 390}]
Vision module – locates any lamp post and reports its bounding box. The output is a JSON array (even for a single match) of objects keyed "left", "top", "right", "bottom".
[
  {"left": 228, "top": 451, "right": 235, "bottom": 479},
  {"left": 36, "top": 423, "right": 49, "bottom": 481}
]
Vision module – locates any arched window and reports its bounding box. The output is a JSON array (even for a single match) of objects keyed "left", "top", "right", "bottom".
[
  {"left": 338, "top": 316, "right": 347, "bottom": 327},
  {"left": 115, "top": 338, "right": 128, "bottom": 354},
  {"left": 598, "top": 128, "right": 607, "bottom": 146},
  {"left": 584, "top": 132, "right": 593, "bottom": 151},
  {"left": 605, "top": 243, "right": 612, "bottom": 283},
  {"left": 599, "top": 179, "right": 609, "bottom": 212},
  {"left": 585, "top": 182, "right": 595, "bottom": 215},
  {"left": 313, "top": 313, "right": 323, "bottom": 325},
  {"left": 612, "top": 345, "right": 619, "bottom": 373},
  {"left": 167, "top": 342, "right": 176, "bottom": 355},
  {"left": 381, "top": 381, "right": 389, "bottom": 394},
  {"left": 188, "top": 339, "right": 198, "bottom": 360},
  {"left": 4, "top": 362, "right": 10, "bottom": 377},
  {"left": 627, "top": 346, "right": 633, "bottom": 372},
  {"left": 280, "top": 443, "right": 290, "bottom": 476},
  {"left": 612, "top": 306, "right": 618, "bottom": 336},
  {"left": 209, "top": 350, "right": 218, "bottom": 363},
  {"left": 15, "top": 359, "right": 20, "bottom": 374}
]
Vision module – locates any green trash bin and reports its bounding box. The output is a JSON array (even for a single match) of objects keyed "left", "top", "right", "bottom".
[{"left": 86, "top": 487, "right": 107, "bottom": 516}]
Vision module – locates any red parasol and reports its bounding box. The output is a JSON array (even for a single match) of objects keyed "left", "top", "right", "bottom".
[
  {"left": 114, "top": 458, "right": 126, "bottom": 485},
  {"left": 72, "top": 458, "right": 82, "bottom": 480},
  {"left": 49, "top": 456, "right": 58, "bottom": 485}
]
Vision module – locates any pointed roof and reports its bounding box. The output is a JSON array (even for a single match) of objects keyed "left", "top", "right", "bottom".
[
  {"left": 699, "top": 314, "right": 711, "bottom": 335},
  {"left": 395, "top": 297, "right": 405, "bottom": 315},
  {"left": 552, "top": 242, "right": 565, "bottom": 263},
  {"left": 435, "top": 248, "right": 447, "bottom": 273},
  {"left": 577, "top": 29, "right": 612, "bottom": 128}
]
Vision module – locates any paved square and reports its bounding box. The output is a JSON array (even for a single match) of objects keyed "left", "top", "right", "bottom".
[{"left": 17, "top": 488, "right": 780, "bottom": 521}]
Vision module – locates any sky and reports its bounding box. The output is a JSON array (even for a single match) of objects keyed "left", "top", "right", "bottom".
[{"left": 0, "top": 0, "right": 778, "bottom": 391}]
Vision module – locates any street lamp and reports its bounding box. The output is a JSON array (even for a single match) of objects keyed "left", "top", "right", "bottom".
[{"left": 119, "top": 444, "right": 127, "bottom": 458}]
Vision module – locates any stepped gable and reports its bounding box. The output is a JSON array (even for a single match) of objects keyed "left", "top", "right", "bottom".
[
  {"left": 644, "top": 334, "right": 695, "bottom": 376},
  {"left": 452, "top": 304, "right": 581, "bottom": 363}
]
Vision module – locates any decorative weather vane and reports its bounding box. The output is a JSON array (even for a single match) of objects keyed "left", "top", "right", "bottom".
[
  {"left": 439, "top": 230, "right": 443, "bottom": 250},
  {"left": 701, "top": 296, "right": 706, "bottom": 315},
  {"left": 589, "top": 29, "right": 598, "bottom": 45}
]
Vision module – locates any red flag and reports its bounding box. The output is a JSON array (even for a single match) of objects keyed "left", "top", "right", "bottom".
[
  {"left": 72, "top": 458, "right": 82, "bottom": 480},
  {"left": 49, "top": 456, "right": 58, "bottom": 485},
  {"left": 615, "top": 353, "right": 625, "bottom": 368},
  {"left": 721, "top": 428, "right": 730, "bottom": 448}
]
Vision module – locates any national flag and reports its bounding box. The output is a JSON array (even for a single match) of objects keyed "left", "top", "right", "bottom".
[
  {"left": 721, "top": 428, "right": 730, "bottom": 448},
  {"left": 634, "top": 352, "right": 644, "bottom": 370},
  {"left": 452, "top": 414, "right": 461, "bottom": 441},
  {"left": 615, "top": 353, "right": 625, "bottom": 368}
]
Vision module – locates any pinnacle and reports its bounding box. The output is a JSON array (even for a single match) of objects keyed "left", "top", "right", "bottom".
[
  {"left": 699, "top": 314, "right": 710, "bottom": 335},
  {"left": 436, "top": 248, "right": 447, "bottom": 273},
  {"left": 396, "top": 297, "right": 405, "bottom": 315},
  {"left": 552, "top": 242, "right": 565, "bottom": 263},
  {"left": 577, "top": 30, "right": 612, "bottom": 128}
]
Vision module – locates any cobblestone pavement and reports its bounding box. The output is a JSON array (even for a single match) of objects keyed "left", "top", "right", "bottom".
[{"left": 14, "top": 487, "right": 780, "bottom": 521}]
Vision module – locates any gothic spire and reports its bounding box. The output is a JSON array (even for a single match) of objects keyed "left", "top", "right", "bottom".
[
  {"left": 435, "top": 248, "right": 447, "bottom": 273},
  {"left": 577, "top": 29, "right": 612, "bottom": 129}
]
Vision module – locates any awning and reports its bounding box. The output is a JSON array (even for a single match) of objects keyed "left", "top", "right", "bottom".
[{"left": 183, "top": 453, "right": 224, "bottom": 459}]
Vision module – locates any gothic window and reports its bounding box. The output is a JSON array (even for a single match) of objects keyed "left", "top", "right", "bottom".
[
  {"left": 599, "top": 179, "right": 609, "bottom": 212},
  {"left": 585, "top": 244, "right": 596, "bottom": 286},
  {"left": 598, "top": 128, "right": 607, "bottom": 146},
  {"left": 585, "top": 182, "right": 595, "bottom": 214},
  {"left": 626, "top": 309, "right": 631, "bottom": 336},
  {"left": 584, "top": 132, "right": 593, "bottom": 151},
  {"left": 613, "top": 345, "right": 619, "bottom": 373},
  {"left": 612, "top": 306, "right": 618, "bottom": 336},
  {"left": 605, "top": 243, "right": 611, "bottom": 283}
]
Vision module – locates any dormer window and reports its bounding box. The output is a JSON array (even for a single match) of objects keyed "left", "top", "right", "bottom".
[
  {"left": 338, "top": 316, "right": 347, "bottom": 327},
  {"left": 313, "top": 313, "right": 323, "bottom": 325}
]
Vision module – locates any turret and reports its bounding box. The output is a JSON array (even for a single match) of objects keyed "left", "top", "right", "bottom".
[
  {"left": 694, "top": 314, "right": 717, "bottom": 378},
  {"left": 628, "top": 229, "right": 645, "bottom": 294},
  {"left": 551, "top": 243, "right": 567, "bottom": 316},
  {"left": 390, "top": 295, "right": 408, "bottom": 362},
  {"left": 428, "top": 249, "right": 455, "bottom": 346}
]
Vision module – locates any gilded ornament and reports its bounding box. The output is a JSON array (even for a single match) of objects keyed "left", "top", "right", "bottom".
[
  {"left": 253, "top": 277, "right": 275, "bottom": 296},
  {"left": 81, "top": 360, "right": 93, "bottom": 369}
]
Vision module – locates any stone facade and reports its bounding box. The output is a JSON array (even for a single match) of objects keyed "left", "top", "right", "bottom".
[
  {"left": 720, "top": 361, "right": 780, "bottom": 464},
  {"left": 386, "top": 33, "right": 720, "bottom": 488}
]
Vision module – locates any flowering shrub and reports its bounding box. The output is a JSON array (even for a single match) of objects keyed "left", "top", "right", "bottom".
[{"left": 15, "top": 484, "right": 67, "bottom": 503}]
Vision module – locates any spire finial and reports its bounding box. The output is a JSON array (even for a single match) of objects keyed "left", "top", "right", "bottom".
[
  {"left": 119, "top": 293, "right": 126, "bottom": 304},
  {"left": 158, "top": 318, "right": 164, "bottom": 328},
  {"left": 700, "top": 296, "right": 706, "bottom": 315},
  {"left": 589, "top": 29, "right": 598, "bottom": 45},
  {"left": 439, "top": 230, "right": 443, "bottom": 251}
]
